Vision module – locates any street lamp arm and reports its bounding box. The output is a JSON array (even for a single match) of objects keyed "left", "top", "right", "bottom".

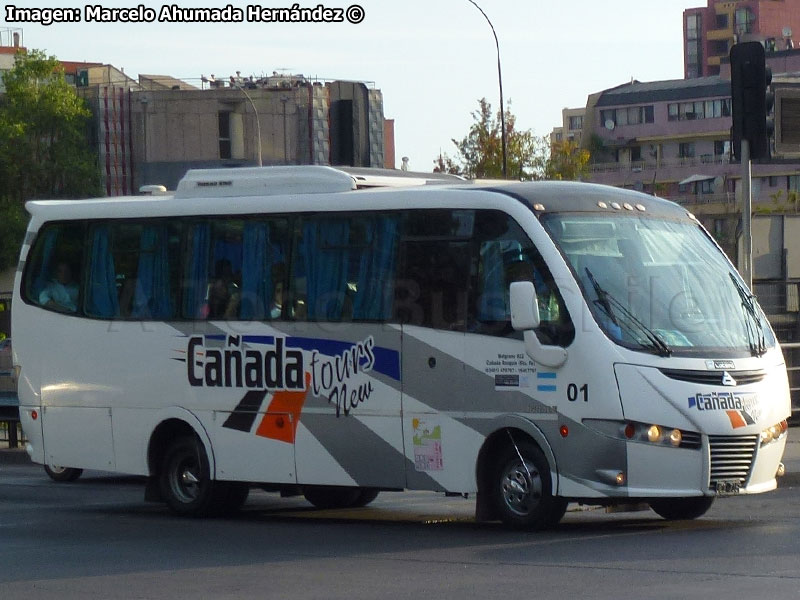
[
  {"left": 231, "top": 82, "right": 263, "bottom": 167},
  {"left": 467, "top": 0, "right": 507, "bottom": 179}
]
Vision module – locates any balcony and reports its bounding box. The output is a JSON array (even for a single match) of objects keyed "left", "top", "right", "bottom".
[
  {"left": 589, "top": 155, "right": 730, "bottom": 174},
  {"left": 706, "top": 27, "right": 733, "bottom": 41}
]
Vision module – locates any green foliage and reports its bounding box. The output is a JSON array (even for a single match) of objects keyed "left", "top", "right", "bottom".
[
  {"left": 0, "top": 198, "right": 27, "bottom": 272},
  {"left": 756, "top": 190, "right": 800, "bottom": 214},
  {"left": 447, "top": 98, "right": 546, "bottom": 180},
  {"left": 440, "top": 98, "right": 591, "bottom": 181},
  {"left": 545, "top": 140, "right": 591, "bottom": 181},
  {"left": 0, "top": 49, "right": 101, "bottom": 270},
  {"left": 432, "top": 153, "right": 462, "bottom": 176}
]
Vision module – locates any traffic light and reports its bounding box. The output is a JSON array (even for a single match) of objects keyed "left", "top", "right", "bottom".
[{"left": 730, "top": 42, "right": 773, "bottom": 160}]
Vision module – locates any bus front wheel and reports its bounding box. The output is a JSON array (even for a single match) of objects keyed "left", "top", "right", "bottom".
[
  {"left": 490, "top": 439, "right": 567, "bottom": 530},
  {"left": 649, "top": 496, "right": 714, "bottom": 520},
  {"left": 44, "top": 465, "right": 83, "bottom": 482}
]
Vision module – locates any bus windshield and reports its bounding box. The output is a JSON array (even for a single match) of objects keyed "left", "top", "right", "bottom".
[{"left": 541, "top": 213, "right": 776, "bottom": 357}]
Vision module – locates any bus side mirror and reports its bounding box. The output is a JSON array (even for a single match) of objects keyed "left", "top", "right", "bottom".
[
  {"left": 510, "top": 281, "right": 568, "bottom": 369},
  {"left": 510, "top": 281, "right": 540, "bottom": 330}
]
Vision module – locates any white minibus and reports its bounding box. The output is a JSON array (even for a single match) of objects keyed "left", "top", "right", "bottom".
[{"left": 12, "top": 166, "right": 790, "bottom": 529}]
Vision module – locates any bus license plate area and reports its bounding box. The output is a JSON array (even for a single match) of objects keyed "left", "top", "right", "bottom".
[{"left": 714, "top": 480, "right": 741, "bottom": 496}]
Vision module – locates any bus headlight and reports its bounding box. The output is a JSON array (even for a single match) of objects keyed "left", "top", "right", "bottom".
[
  {"left": 647, "top": 425, "right": 661, "bottom": 443},
  {"left": 669, "top": 429, "right": 682, "bottom": 447},
  {"left": 760, "top": 420, "right": 788, "bottom": 447}
]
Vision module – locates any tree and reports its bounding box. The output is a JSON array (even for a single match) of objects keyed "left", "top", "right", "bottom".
[
  {"left": 438, "top": 99, "right": 591, "bottom": 181},
  {"left": 545, "top": 139, "right": 591, "bottom": 181},
  {"left": 0, "top": 49, "right": 101, "bottom": 270},
  {"left": 432, "top": 152, "right": 462, "bottom": 176},
  {"left": 447, "top": 98, "right": 546, "bottom": 180}
]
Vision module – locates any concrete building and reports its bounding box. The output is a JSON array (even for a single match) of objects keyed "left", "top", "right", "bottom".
[
  {"left": 684, "top": 0, "right": 800, "bottom": 78},
  {"left": 0, "top": 27, "right": 23, "bottom": 92},
  {"left": 74, "top": 70, "right": 390, "bottom": 193},
  {"left": 550, "top": 107, "right": 586, "bottom": 146}
]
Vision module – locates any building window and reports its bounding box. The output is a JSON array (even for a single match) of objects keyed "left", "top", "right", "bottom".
[
  {"left": 568, "top": 115, "right": 583, "bottom": 130},
  {"left": 735, "top": 8, "right": 754, "bottom": 34},
  {"left": 679, "top": 142, "right": 696, "bottom": 159},
  {"left": 769, "top": 176, "right": 778, "bottom": 187},
  {"left": 630, "top": 146, "right": 642, "bottom": 162},
  {"left": 218, "top": 112, "right": 232, "bottom": 159},
  {"left": 714, "top": 140, "right": 730, "bottom": 157},
  {"left": 686, "top": 13, "right": 700, "bottom": 40},
  {"left": 600, "top": 106, "right": 653, "bottom": 128},
  {"left": 789, "top": 175, "right": 800, "bottom": 191},
  {"left": 716, "top": 14, "right": 728, "bottom": 29},
  {"left": 668, "top": 99, "right": 729, "bottom": 121}
]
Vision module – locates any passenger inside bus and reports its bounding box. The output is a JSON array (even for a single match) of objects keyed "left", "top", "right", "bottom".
[
  {"left": 39, "top": 262, "right": 79, "bottom": 313},
  {"left": 208, "top": 259, "right": 240, "bottom": 319}
]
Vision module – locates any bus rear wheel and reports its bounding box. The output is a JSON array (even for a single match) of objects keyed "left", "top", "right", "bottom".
[
  {"left": 490, "top": 439, "right": 567, "bottom": 530},
  {"left": 44, "top": 465, "right": 83, "bottom": 482},
  {"left": 649, "top": 496, "right": 715, "bottom": 520},
  {"left": 159, "top": 436, "right": 238, "bottom": 517}
]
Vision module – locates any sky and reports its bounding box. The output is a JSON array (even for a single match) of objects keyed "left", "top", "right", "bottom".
[{"left": 2, "top": 0, "right": 703, "bottom": 171}]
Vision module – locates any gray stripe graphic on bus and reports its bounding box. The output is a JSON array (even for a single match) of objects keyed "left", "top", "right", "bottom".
[{"left": 298, "top": 412, "right": 440, "bottom": 489}]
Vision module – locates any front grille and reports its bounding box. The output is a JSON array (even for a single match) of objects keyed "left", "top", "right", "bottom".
[
  {"left": 680, "top": 430, "right": 702, "bottom": 449},
  {"left": 708, "top": 434, "right": 758, "bottom": 488},
  {"left": 661, "top": 369, "right": 766, "bottom": 386}
]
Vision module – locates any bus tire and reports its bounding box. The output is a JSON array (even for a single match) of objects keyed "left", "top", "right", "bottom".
[
  {"left": 159, "top": 436, "right": 225, "bottom": 517},
  {"left": 649, "top": 496, "right": 714, "bottom": 520},
  {"left": 44, "top": 465, "right": 83, "bottom": 482},
  {"left": 491, "top": 439, "right": 566, "bottom": 530},
  {"left": 303, "top": 486, "right": 362, "bottom": 509}
]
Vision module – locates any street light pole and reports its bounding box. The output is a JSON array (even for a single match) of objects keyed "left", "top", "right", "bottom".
[
  {"left": 230, "top": 79, "right": 263, "bottom": 167},
  {"left": 467, "top": 0, "right": 507, "bottom": 179}
]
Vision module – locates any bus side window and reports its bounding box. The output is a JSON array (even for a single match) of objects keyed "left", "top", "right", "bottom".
[
  {"left": 238, "top": 219, "right": 288, "bottom": 321},
  {"left": 395, "top": 210, "right": 472, "bottom": 330},
  {"left": 86, "top": 222, "right": 178, "bottom": 320},
  {"left": 23, "top": 223, "right": 85, "bottom": 314},
  {"left": 471, "top": 211, "right": 573, "bottom": 346},
  {"left": 291, "top": 214, "right": 399, "bottom": 323}
]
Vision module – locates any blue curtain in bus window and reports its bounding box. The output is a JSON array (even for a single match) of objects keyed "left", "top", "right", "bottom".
[
  {"left": 214, "top": 238, "right": 242, "bottom": 276},
  {"left": 183, "top": 223, "right": 210, "bottom": 318},
  {"left": 32, "top": 227, "right": 59, "bottom": 300},
  {"left": 132, "top": 226, "right": 172, "bottom": 319},
  {"left": 86, "top": 226, "right": 119, "bottom": 318},
  {"left": 352, "top": 216, "right": 398, "bottom": 320},
  {"left": 478, "top": 241, "right": 507, "bottom": 321},
  {"left": 240, "top": 222, "right": 271, "bottom": 320},
  {"left": 303, "top": 219, "right": 349, "bottom": 320}
]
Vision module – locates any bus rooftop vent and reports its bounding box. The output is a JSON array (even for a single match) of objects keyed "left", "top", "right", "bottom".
[{"left": 174, "top": 166, "right": 356, "bottom": 199}]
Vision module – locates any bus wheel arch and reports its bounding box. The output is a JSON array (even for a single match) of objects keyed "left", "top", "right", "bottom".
[
  {"left": 475, "top": 421, "right": 565, "bottom": 529},
  {"left": 147, "top": 411, "right": 216, "bottom": 478}
]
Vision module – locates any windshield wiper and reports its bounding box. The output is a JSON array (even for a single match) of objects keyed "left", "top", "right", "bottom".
[
  {"left": 585, "top": 268, "right": 672, "bottom": 357},
  {"left": 728, "top": 272, "right": 767, "bottom": 357}
]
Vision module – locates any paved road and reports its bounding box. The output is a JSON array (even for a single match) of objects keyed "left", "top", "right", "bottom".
[{"left": 2, "top": 440, "right": 800, "bottom": 599}]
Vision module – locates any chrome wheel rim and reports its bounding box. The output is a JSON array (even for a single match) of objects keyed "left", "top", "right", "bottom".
[
  {"left": 170, "top": 455, "right": 200, "bottom": 503},
  {"left": 500, "top": 458, "right": 542, "bottom": 517}
]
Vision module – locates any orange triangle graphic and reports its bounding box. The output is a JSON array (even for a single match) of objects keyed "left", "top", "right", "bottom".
[
  {"left": 255, "top": 372, "right": 311, "bottom": 444},
  {"left": 726, "top": 410, "right": 747, "bottom": 429}
]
